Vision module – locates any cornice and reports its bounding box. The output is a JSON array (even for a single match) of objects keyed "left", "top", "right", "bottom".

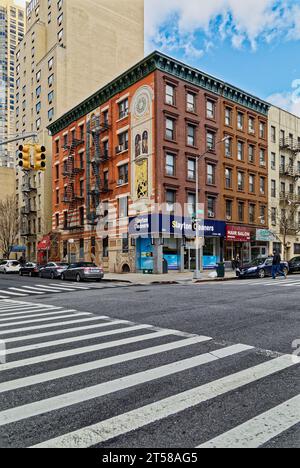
[{"left": 48, "top": 51, "right": 270, "bottom": 135}]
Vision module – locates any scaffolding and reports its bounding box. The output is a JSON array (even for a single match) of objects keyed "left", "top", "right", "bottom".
[{"left": 86, "top": 115, "right": 110, "bottom": 227}]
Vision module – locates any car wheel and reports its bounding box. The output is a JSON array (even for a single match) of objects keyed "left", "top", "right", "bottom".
[
  {"left": 76, "top": 274, "right": 81, "bottom": 283},
  {"left": 258, "top": 269, "right": 266, "bottom": 279}
]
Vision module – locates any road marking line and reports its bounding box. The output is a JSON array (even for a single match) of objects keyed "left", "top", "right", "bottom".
[
  {"left": 0, "top": 305, "right": 54, "bottom": 314},
  {"left": 0, "top": 312, "right": 89, "bottom": 330},
  {"left": 5, "top": 324, "right": 160, "bottom": 355},
  {"left": 0, "top": 290, "right": 28, "bottom": 297},
  {"left": 0, "top": 344, "right": 252, "bottom": 427},
  {"left": 4, "top": 319, "right": 129, "bottom": 343},
  {"left": 0, "top": 308, "right": 63, "bottom": 319},
  {"left": 49, "top": 284, "right": 90, "bottom": 290},
  {"left": 0, "top": 309, "right": 69, "bottom": 323},
  {"left": 0, "top": 336, "right": 212, "bottom": 393},
  {"left": 0, "top": 314, "right": 103, "bottom": 336},
  {"left": 35, "top": 284, "right": 77, "bottom": 292},
  {"left": 198, "top": 394, "right": 300, "bottom": 448},
  {"left": 9, "top": 288, "right": 45, "bottom": 295},
  {"left": 31, "top": 354, "right": 299, "bottom": 449},
  {"left": 23, "top": 286, "right": 63, "bottom": 293},
  {"left": 282, "top": 282, "right": 300, "bottom": 287},
  {"left": 0, "top": 329, "right": 173, "bottom": 371}
]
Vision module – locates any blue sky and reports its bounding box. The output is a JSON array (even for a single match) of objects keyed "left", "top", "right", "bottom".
[
  {"left": 145, "top": 0, "right": 300, "bottom": 116},
  {"left": 16, "top": 0, "right": 300, "bottom": 115}
]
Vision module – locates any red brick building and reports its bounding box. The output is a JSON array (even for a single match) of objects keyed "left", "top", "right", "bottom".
[{"left": 48, "top": 52, "right": 270, "bottom": 273}]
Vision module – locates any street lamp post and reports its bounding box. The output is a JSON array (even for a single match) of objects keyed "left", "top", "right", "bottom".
[{"left": 193, "top": 136, "right": 231, "bottom": 280}]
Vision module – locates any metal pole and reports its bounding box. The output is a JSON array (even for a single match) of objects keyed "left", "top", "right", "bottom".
[{"left": 193, "top": 156, "right": 201, "bottom": 280}]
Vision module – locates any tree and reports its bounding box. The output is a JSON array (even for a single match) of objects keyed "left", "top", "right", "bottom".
[
  {"left": 0, "top": 196, "right": 20, "bottom": 259},
  {"left": 279, "top": 201, "right": 300, "bottom": 259}
]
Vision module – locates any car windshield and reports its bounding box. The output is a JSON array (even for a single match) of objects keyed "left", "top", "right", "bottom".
[
  {"left": 57, "top": 263, "right": 69, "bottom": 267},
  {"left": 248, "top": 258, "right": 266, "bottom": 267},
  {"left": 80, "top": 263, "right": 97, "bottom": 267}
]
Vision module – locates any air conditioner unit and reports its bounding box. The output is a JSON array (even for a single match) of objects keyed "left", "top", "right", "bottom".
[
  {"left": 208, "top": 211, "right": 215, "bottom": 218},
  {"left": 260, "top": 219, "right": 265, "bottom": 225},
  {"left": 117, "top": 145, "right": 123, "bottom": 153},
  {"left": 117, "top": 179, "right": 124, "bottom": 186},
  {"left": 226, "top": 216, "right": 232, "bottom": 221}
]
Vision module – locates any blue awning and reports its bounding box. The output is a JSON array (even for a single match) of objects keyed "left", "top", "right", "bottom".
[{"left": 11, "top": 246, "right": 26, "bottom": 253}]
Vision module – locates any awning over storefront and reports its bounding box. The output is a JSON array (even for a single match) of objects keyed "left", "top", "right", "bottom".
[
  {"left": 226, "top": 226, "right": 251, "bottom": 242},
  {"left": 37, "top": 236, "right": 51, "bottom": 251},
  {"left": 10, "top": 245, "right": 26, "bottom": 253},
  {"left": 256, "top": 229, "right": 277, "bottom": 242}
]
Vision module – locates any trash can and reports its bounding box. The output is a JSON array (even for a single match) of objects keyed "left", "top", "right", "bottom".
[
  {"left": 216, "top": 262, "right": 225, "bottom": 278},
  {"left": 163, "top": 258, "right": 168, "bottom": 275}
]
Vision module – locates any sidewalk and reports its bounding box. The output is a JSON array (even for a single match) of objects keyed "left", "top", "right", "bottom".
[{"left": 103, "top": 270, "right": 237, "bottom": 285}]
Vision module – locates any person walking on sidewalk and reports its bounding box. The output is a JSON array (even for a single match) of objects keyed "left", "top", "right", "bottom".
[{"left": 272, "top": 250, "right": 286, "bottom": 279}]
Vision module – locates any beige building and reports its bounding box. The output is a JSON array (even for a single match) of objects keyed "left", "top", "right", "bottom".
[
  {"left": 15, "top": 0, "right": 144, "bottom": 260},
  {"left": 0, "top": 0, "right": 25, "bottom": 167},
  {"left": 268, "top": 106, "right": 300, "bottom": 260},
  {"left": 0, "top": 166, "right": 15, "bottom": 200}
]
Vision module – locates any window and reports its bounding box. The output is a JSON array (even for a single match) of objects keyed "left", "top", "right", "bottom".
[
  {"left": 55, "top": 214, "right": 59, "bottom": 228},
  {"left": 248, "top": 145, "right": 255, "bottom": 163},
  {"left": 206, "top": 131, "right": 215, "bottom": 151},
  {"left": 294, "top": 244, "right": 300, "bottom": 255},
  {"left": 166, "top": 118, "right": 175, "bottom": 140},
  {"left": 79, "top": 207, "right": 84, "bottom": 226},
  {"left": 48, "top": 91, "right": 54, "bottom": 104},
  {"left": 207, "top": 164, "right": 215, "bottom": 185},
  {"left": 225, "top": 137, "right": 232, "bottom": 157},
  {"left": 58, "top": 29, "right": 63, "bottom": 42},
  {"left": 280, "top": 130, "right": 285, "bottom": 144},
  {"left": 259, "top": 122, "right": 266, "bottom": 139},
  {"left": 187, "top": 124, "right": 196, "bottom": 146},
  {"left": 238, "top": 202, "right": 244, "bottom": 222},
  {"left": 122, "top": 234, "right": 129, "bottom": 253},
  {"left": 271, "top": 180, "right": 276, "bottom": 198},
  {"left": 248, "top": 117, "right": 255, "bottom": 134},
  {"left": 118, "top": 99, "right": 129, "bottom": 119},
  {"left": 166, "top": 190, "right": 176, "bottom": 213},
  {"left": 187, "top": 92, "right": 196, "bottom": 112},
  {"left": 207, "top": 197, "right": 215, "bottom": 218},
  {"left": 237, "top": 141, "right": 244, "bottom": 161},
  {"left": 117, "top": 131, "right": 128, "bottom": 152},
  {"left": 271, "top": 208, "right": 277, "bottom": 225},
  {"left": 260, "top": 177, "right": 265, "bottom": 195},
  {"left": 271, "top": 126, "right": 276, "bottom": 143},
  {"left": 166, "top": 153, "right": 175, "bottom": 176},
  {"left": 103, "top": 110, "right": 109, "bottom": 126},
  {"left": 187, "top": 193, "right": 196, "bottom": 217},
  {"left": 225, "top": 168, "right": 232, "bottom": 189},
  {"left": 237, "top": 112, "right": 244, "bottom": 130},
  {"left": 226, "top": 200, "right": 232, "bottom": 219},
  {"left": 119, "top": 197, "right": 128, "bottom": 218},
  {"left": 165, "top": 84, "right": 175, "bottom": 106},
  {"left": 48, "top": 74, "right": 54, "bottom": 87},
  {"left": 238, "top": 172, "right": 245, "bottom": 191},
  {"left": 118, "top": 164, "right": 128, "bottom": 185},
  {"left": 56, "top": 188, "right": 59, "bottom": 204},
  {"left": 249, "top": 204, "right": 255, "bottom": 223},
  {"left": 80, "top": 180, "right": 84, "bottom": 197},
  {"left": 206, "top": 100, "right": 215, "bottom": 119},
  {"left": 55, "top": 165, "right": 59, "bottom": 179},
  {"left": 48, "top": 108, "right": 54, "bottom": 121},
  {"left": 260, "top": 206, "right": 266, "bottom": 224},
  {"left": 225, "top": 107, "right": 232, "bottom": 126},
  {"left": 260, "top": 149, "right": 266, "bottom": 167},
  {"left": 249, "top": 175, "right": 255, "bottom": 193},
  {"left": 187, "top": 159, "right": 196, "bottom": 180},
  {"left": 271, "top": 152, "right": 276, "bottom": 170},
  {"left": 103, "top": 237, "right": 109, "bottom": 258}
]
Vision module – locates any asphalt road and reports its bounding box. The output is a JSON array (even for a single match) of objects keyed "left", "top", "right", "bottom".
[{"left": 0, "top": 276, "right": 299, "bottom": 448}]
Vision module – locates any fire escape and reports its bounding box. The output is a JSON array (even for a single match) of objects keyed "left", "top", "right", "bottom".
[
  {"left": 86, "top": 115, "right": 111, "bottom": 227},
  {"left": 279, "top": 137, "right": 300, "bottom": 205},
  {"left": 20, "top": 173, "right": 38, "bottom": 240},
  {"left": 62, "top": 136, "right": 85, "bottom": 231}
]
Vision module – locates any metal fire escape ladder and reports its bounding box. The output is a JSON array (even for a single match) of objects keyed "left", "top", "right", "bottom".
[{"left": 63, "top": 138, "right": 84, "bottom": 231}]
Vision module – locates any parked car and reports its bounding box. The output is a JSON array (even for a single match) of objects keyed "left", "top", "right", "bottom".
[
  {"left": 237, "top": 257, "right": 289, "bottom": 279},
  {"left": 39, "top": 262, "right": 69, "bottom": 279},
  {"left": 288, "top": 257, "right": 300, "bottom": 274},
  {"left": 19, "top": 262, "right": 43, "bottom": 277},
  {"left": 0, "top": 260, "right": 21, "bottom": 274},
  {"left": 61, "top": 262, "right": 104, "bottom": 282}
]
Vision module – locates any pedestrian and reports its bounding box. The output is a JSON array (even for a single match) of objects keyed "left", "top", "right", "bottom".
[
  {"left": 272, "top": 250, "right": 286, "bottom": 279},
  {"left": 235, "top": 255, "right": 241, "bottom": 276}
]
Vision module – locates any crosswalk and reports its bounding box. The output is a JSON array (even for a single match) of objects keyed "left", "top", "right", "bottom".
[
  {"left": 204, "top": 276, "right": 300, "bottom": 289},
  {"left": 0, "top": 281, "right": 127, "bottom": 299},
  {"left": 0, "top": 299, "right": 299, "bottom": 448}
]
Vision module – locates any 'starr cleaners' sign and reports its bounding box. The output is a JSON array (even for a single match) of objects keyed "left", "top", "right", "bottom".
[{"left": 226, "top": 226, "right": 251, "bottom": 242}]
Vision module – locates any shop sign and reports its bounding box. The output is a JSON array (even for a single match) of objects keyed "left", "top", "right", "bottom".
[
  {"left": 256, "top": 229, "right": 277, "bottom": 242},
  {"left": 226, "top": 226, "right": 251, "bottom": 242},
  {"left": 129, "top": 214, "right": 204, "bottom": 238},
  {"left": 202, "top": 220, "right": 226, "bottom": 237}
]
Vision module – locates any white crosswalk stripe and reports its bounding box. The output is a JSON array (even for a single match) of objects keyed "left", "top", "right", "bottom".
[
  {"left": 0, "top": 299, "right": 298, "bottom": 448},
  {"left": 0, "top": 281, "right": 128, "bottom": 299}
]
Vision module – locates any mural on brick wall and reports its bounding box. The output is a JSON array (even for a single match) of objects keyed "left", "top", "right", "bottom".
[{"left": 130, "top": 85, "right": 154, "bottom": 202}]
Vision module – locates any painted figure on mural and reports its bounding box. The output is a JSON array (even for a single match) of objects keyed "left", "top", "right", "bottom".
[
  {"left": 142, "top": 130, "right": 149, "bottom": 154},
  {"left": 135, "top": 134, "right": 141, "bottom": 158}
]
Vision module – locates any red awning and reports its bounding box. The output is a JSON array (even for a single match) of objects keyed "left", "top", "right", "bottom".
[{"left": 37, "top": 236, "right": 51, "bottom": 251}]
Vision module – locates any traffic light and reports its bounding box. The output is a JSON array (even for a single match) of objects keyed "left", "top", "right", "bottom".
[
  {"left": 34, "top": 145, "right": 46, "bottom": 171},
  {"left": 18, "top": 145, "right": 31, "bottom": 171}
]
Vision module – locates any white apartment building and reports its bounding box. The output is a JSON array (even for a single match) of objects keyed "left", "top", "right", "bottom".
[
  {"left": 15, "top": 0, "right": 144, "bottom": 260},
  {"left": 0, "top": 0, "right": 25, "bottom": 167},
  {"left": 269, "top": 106, "right": 300, "bottom": 260}
]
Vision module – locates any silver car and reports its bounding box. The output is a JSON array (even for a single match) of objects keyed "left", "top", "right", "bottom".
[{"left": 61, "top": 262, "right": 104, "bottom": 282}]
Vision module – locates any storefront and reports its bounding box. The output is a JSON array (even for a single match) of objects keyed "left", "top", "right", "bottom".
[
  {"left": 37, "top": 235, "right": 51, "bottom": 265},
  {"left": 225, "top": 225, "right": 252, "bottom": 265}
]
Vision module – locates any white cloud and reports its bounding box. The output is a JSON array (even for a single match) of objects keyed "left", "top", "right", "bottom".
[
  {"left": 268, "top": 80, "right": 300, "bottom": 117},
  {"left": 145, "top": 0, "right": 300, "bottom": 57}
]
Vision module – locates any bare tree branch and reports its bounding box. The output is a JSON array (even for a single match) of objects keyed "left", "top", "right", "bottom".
[{"left": 0, "top": 196, "right": 20, "bottom": 259}]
